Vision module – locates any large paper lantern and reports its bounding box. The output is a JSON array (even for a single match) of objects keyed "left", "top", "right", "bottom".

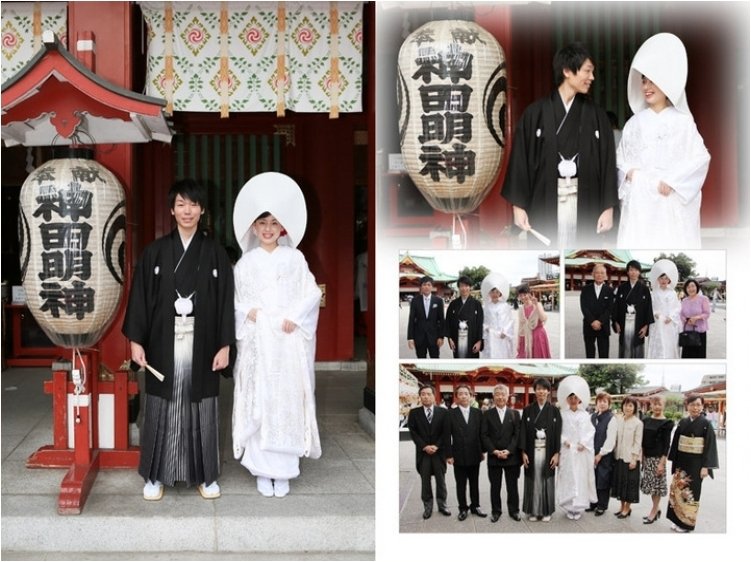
[
  {"left": 18, "top": 148, "right": 126, "bottom": 348},
  {"left": 397, "top": 19, "right": 507, "bottom": 214}
]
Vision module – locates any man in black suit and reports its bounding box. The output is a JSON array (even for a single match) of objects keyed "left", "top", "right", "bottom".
[
  {"left": 481, "top": 384, "right": 522, "bottom": 523},
  {"left": 580, "top": 263, "right": 614, "bottom": 358},
  {"left": 447, "top": 384, "right": 487, "bottom": 521},
  {"left": 407, "top": 276, "right": 445, "bottom": 358},
  {"left": 407, "top": 385, "right": 451, "bottom": 519}
]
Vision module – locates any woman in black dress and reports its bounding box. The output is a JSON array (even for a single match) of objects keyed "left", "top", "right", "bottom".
[
  {"left": 667, "top": 395, "right": 719, "bottom": 532},
  {"left": 640, "top": 395, "right": 674, "bottom": 524}
]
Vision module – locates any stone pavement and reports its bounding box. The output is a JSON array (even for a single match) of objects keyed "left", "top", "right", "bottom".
[
  {"left": 399, "top": 434, "right": 726, "bottom": 533},
  {"left": 1, "top": 366, "right": 374, "bottom": 559},
  {"left": 398, "top": 303, "right": 561, "bottom": 360},
  {"left": 563, "top": 292, "right": 726, "bottom": 359}
]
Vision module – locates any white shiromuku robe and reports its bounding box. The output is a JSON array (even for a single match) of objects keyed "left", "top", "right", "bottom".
[
  {"left": 647, "top": 287, "right": 681, "bottom": 359},
  {"left": 556, "top": 408, "right": 597, "bottom": 514},
  {"left": 481, "top": 301, "right": 515, "bottom": 359},
  {"left": 232, "top": 245, "right": 322, "bottom": 480},
  {"left": 616, "top": 106, "right": 710, "bottom": 249}
]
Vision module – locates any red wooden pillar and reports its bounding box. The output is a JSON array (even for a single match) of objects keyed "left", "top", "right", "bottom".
[
  {"left": 68, "top": 1, "right": 135, "bottom": 374},
  {"left": 474, "top": 4, "right": 515, "bottom": 243}
]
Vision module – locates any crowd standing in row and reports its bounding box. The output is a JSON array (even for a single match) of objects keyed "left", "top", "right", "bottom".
[
  {"left": 408, "top": 378, "right": 719, "bottom": 532},
  {"left": 407, "top": 274, "right": 552, "bottom": 361},
  {"left": 582, "top": 260, "right": 713, "bottom": 360}
]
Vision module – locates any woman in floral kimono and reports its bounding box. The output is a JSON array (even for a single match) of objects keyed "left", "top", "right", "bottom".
[{"left": 667, "top": 395, "right": 719, "bottom": 533}]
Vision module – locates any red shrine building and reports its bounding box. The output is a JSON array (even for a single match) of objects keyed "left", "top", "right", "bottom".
[{"left": 1, "top": 2, "right": 376, "bottom": 413}]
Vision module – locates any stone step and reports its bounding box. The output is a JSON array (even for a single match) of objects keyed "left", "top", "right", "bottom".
[{"left": 1, "top": 490, "right": 374, "bottom": 553}]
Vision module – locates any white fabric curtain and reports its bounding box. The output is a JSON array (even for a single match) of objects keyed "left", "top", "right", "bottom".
[
  {"left": 139, "top": 1, "right": 363, "bottom": 117},
  {"left": 1, "top": 1, "right": 68, "bottom": 83}
]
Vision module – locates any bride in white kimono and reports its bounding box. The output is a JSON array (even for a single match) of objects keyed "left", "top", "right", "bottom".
[
  {"left": 480, "top": 272, "right": 515, "bottom": 360},
  {"left": 647, "top": 259, "right": 681, "bottom": 359},
  {"left": 617, "top": 33, "right": 710, "bottom": 249},
  {"left": 555, "top": 375, "right": 597, "bottom": 520},
  {"left": 232, "top": 173, "right": 322, "bottom": 498}
]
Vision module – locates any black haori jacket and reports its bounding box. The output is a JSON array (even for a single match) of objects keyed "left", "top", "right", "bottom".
[{"left": 123, "top": 229, "right": 235, "bottom": 402}]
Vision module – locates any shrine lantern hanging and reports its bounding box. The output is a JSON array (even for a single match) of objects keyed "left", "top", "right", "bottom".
[
  {"left": 397, "top": 19, "right": 507, "bottom": 215},
  {"left": 18, "top": 148, "right": 126, "bottom": 348}
]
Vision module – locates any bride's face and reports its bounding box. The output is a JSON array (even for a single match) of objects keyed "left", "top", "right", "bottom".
[{"left": 658, "top": 275, "right": 670, "bottom": 289}]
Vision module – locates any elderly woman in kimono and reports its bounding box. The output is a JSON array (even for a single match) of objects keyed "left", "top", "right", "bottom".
[
  {"left": 232, "top": 172, "right": 322, "bottom": 498},
  {"left": 647, "top": 259, "right": 682, "bottom": 359},
  {"left": 480, "top": 272, "right": 515, "bottom": 360},
  {"left": 556, "top": 375, "right": 597, "bottom": 520},
  {"left": 667, "top": 394, "right": 719, "bottom": 533},
  {"left": 617, "top": 33, "right": 711, "bottom": 249}
]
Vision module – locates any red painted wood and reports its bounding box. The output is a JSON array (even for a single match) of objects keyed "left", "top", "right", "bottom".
[
  {"left": 68, "top": 1, "right": 135, "bottom": 374},
  {"left": 26, "top": 447, "right": 75, "bottom": 469},
  {"left": 57, "top": 451, "right": 100, "bottom": 515},
  {"left": 52, "top": 370, "right": 68, "bottom": 450}
]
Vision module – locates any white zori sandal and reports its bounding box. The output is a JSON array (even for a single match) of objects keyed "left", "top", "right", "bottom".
[{"left": 198, "top": 481, "right": 221, "bottom": 499}]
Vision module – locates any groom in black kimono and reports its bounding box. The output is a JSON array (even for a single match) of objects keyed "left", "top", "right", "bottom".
[
  {"left": 501, "top": 43, "right": 618, "bottom": 247},
  {"left": 445, "top": 276, "right": 484, "bottom": 358},
  {"left": 613, "top": 260, "right": 654, "bottom": 358}
]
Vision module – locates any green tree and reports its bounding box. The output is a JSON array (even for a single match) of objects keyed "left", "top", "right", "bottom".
[
  {"left": 458, "top": 265, "right": 490, "bottom": 289},
  {"left": 654, "top": 252, "right": 697, "bottom": 281},
  {"left": 578, "top": 364, "right": 647, "bottom": 395}
]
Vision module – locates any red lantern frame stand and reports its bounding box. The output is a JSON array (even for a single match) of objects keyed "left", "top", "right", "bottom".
[{"left": 26, "top": 350, "right": 140, "bottom": 514}]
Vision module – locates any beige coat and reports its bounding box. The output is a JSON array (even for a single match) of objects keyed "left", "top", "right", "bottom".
[{"left": 613, "top": 415, "right": 643, "bottom": 463}]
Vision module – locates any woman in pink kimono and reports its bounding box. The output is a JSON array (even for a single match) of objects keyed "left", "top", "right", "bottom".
[{"left": 516, "top": 285, "right": 551, "bottom": 359}]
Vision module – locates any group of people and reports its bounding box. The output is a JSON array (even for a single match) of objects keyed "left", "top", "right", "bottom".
[
  {"left": 123, "top": 173, "right": 321, "bottom": 501},
  {"left": 408, "top": 378, "right": 719, "bottom": 533},
  {"left": 407, "top": 274, "right": 552, "bottom": 361},
  {"left": 581, "top": 259, "right": 712, "bottom": 359},
  {"left": 501, "top": 33, "right": 710, "bottom": 250}
]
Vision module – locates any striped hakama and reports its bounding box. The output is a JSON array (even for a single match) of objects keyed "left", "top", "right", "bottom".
[{"left": 139, "top": 317, "right": 220, "bottom": 487}]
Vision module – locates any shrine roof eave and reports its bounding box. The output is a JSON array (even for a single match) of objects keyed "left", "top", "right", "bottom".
[
  {"left": 563, "top": 258, "right": 652, "bottom": 271},
  {"left": 1, "top": 31, "right": 173, "bottom": 147},
  {"left": 399, "top": 272, "right": 457, "bottom": 283}
]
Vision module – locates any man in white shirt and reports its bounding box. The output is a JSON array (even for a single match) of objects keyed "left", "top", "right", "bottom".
[
  {"left": 407, "top": 276, "right": 445, "bottom": 358},
  {"left": 407, "top": 385, "right": 451, "bottom": 519},
  {"left": 481, "top": 384, "right": 522, "bottom": 522},
  {"left": 447, "top": 384, "right": 487, "bottom": 521}
]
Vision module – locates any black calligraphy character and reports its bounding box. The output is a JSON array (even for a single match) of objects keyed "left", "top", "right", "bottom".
[
  {"left": 444, "top": 112, "right": 473, "bottom": 143},
  {"left": 39, "top": 223, "right": 93, "bottom": 251},
  {"left": 419, "top": 84, "right": 473, "bottom": 113},
  {"left": 39, "top": 249, "right": 93, "bottom": 282},
  {"left": 411, "top": 56, "right": 446, "bottom": 84},
  {"left": 70, "top": 165, "right": 106, "bottom": 184},
  {"left": 59, "top": 183, "right": 93, "bottom": 221},
  {"left": 443, "top": 43, "right": 473, "bottom": 83},
  {"left": 418, "top": 145, "right": 445, "bottom": 182},
  {"left": 39, "top": 282, "right": 65, "bottom": 318},
  {"left": 410, "top": 28, "right": 435, "bottom": 47},
  {"left": 450, "top": 26, "right": 486, "bottom": 45},
  {"left": 31, "top": 166, "right": 56, "bottom": 185},
  {"left": 418, "top": 114, "right": 445, "bottom": 144},
  {"left": 444, "top": 143, "right": 476, "bottom": 183},
  {"left": 64, "top": 280, "right": 95, "bottom": 320}
]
